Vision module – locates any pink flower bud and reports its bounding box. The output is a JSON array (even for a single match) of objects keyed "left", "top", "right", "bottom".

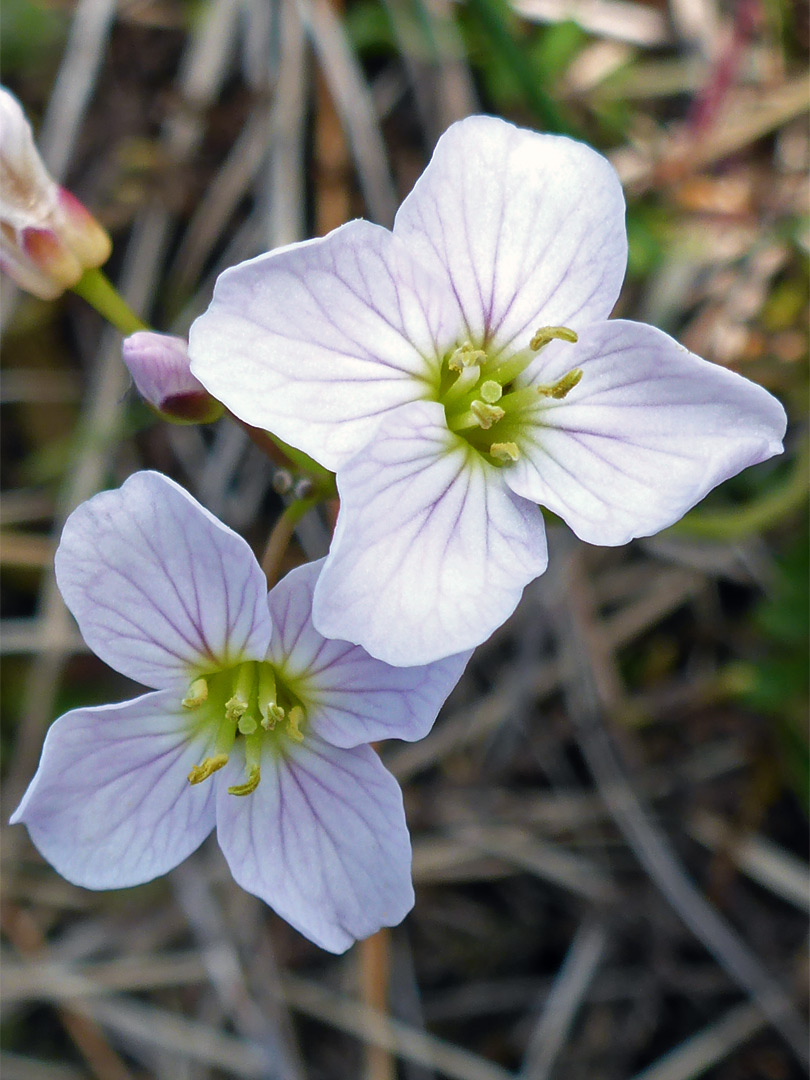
[
  {"left": 0, "top": 86, "right": 111, "bottom": 299},
  {"left": 122, "top": 331, "right": 224, "bottom": 424}
]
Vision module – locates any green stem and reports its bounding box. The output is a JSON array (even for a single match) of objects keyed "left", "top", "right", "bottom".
[
  {"left": 71, "top": 268, "right": 149, "bottom": 335},
  {"left": 261, "top": 497, "right": 320, "bottom": 586}
]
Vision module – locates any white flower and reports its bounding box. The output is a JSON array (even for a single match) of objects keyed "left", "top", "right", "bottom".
[
  {"left": 0, "top": 86, "right": 111, "bottom": 299},
  {"left": 11, "top": 471, "right": 469, "bottom": 953},
  {"left": 188, "top": 115, "right": 787, "bottom": 666}
]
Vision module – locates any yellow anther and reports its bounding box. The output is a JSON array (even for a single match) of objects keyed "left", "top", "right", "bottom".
[
  {"left": 448, "top": 342, "right": 487, "bottom": 371},
  {"left": 490, "top": 441, "right": 520, "bottom": 462},
  {"left": 228, "top": 765, "right": 261, "bottom": 797},
  {"left": 530, "top": 326, "right": 578, "bottom": 351},
  {"left": 470, "top": 400, "right": 505, "bottom": 429},
  {"left": 287, "top": 705, "right": 305, "bottom": 743},
  {"left": 225, "top": 694, "right": 247, "bottom": 723},
  {"left": 480, "top": 380, "right": 503, "bottom": 404},
  {"left": 536, "top": 368, "right": 583, "bottom": 399},
  {"left": 260, "top": 702, "right": 286, "bottom": 731},
  {"left": 188, "top": 753, "right": 229, "bottom": 785},
  {"left": 182, "top": 677, "right": 209, "bottom": 710}
]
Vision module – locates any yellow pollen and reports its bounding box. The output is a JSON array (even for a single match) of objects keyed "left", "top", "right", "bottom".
[
  {"left": 470, "top": 400, "right": 505, "bottom": 429},
  {"left": 228, "top": 765, "right": 261, "bottom": 797},
  {"left": 188, "top": 753, "right": 229, "bottom": 785},
  {"left": 287, "top": 705, "right": 305, "bottom": 743},
  {"left": 225, "top": 693, "right": 248, "bottom": 723},
  {"left": 261, "top": 702, "right": 286, "bottom": 730},
  {"left": 448, "top": 342, "right": 487, "bottom": 371},
  {"left": 182, "top": 678, "right": 208, "bottom": 709},
  {"left": 490, "top": 441, "right": 520, "bottom": 462},
  {"left": 537, "top": 368, "right": 583, "bottom": 399},
  {"left": 530, "top": 326, "right": 579, "bottom": 351}
]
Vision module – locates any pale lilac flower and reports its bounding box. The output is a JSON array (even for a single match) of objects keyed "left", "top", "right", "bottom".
[
  {"left": 122, "top": 331, "right": 223, "bottom": 423},
  {"left": 188, "top": 115, "right": 787, "bottom": 666},
  {"left": 0, "top": 87, "right": 111, "bottom": 299},
  {"left": 11, "top": 471, "right": 469, "bottom": 953}
]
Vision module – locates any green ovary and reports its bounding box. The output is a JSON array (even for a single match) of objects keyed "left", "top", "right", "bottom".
[
  {"left": 436, "top": 326, "right": 581, "bottom": 464},
  {"left": 182, "top": 660, "right": 306, "bottom": 797}
]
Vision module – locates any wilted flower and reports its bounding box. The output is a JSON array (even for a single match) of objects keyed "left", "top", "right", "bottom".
[
  {"left": 188, "top": 115, "right": 787, "bottom": 666},
  {"left": 0, "top": 86, "right": 111, "bottom": 299},
  {"left": 122, "top": 331, "right": 223, "bottom": 423},
  {"left": 11, "top": 471, "right": 469, "bottom": 952}
]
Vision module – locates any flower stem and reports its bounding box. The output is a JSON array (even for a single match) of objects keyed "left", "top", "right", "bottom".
[
  {"left": 261, "top": 497, "right": 320, "bottom": 587},
  {"left": 70, "top": 268, "right": 149, "bottom": 335}
]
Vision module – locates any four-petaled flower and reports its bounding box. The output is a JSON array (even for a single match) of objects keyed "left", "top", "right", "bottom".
[
  {"left": 11, "top": 471, "right": 469, "bottom": 953},
  {"left": 188, "top": 114, "right": 787, "bottom": 667}
]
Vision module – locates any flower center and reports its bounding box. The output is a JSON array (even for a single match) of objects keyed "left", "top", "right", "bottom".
[
  {"left": 436, "top": 326, "right": 581, "bottom": 463},
  {"left": 181, "top": 660, "right": 306, "bottom": 797}
]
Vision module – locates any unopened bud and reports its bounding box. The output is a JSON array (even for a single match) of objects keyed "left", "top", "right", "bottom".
[
  {"left": 122, "top": 331, "right": 224, "bottom": 424},
  {"left": 0, "top": 87, "right": 112, "bottom": 299}
]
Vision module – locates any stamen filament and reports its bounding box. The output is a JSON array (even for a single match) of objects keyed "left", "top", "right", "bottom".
[
  {"left": 448, "top": 403, "right": 503, "bottom": 433},
  {"left": 258, "top": 665, "right": 285, "bottom": 729},
  {"left": 496, "top": 384, "right": 545, "bottom": 413},
  {"left": 483, "top": 349, "right": 535, "bottom": 386},
  {"left": 443, "top": 364, "right": 481, "bottom": 405},
  {"left": 228, "top": 732, "right": 264, "bottom": 796}
]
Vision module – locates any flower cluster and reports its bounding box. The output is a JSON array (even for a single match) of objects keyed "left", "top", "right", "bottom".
[{"left": 12, "top": 114, "right": 788, "bottom": 951}]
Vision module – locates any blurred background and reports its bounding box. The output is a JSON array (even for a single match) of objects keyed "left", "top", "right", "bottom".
[{"left": 1, "top": 0, "right": 808, "bottom": 1077}]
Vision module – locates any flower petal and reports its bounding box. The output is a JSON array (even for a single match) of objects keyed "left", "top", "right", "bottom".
[
  {"left": 215, "top": 738, "right": 414, "bottom": 953},
  {"left": 506, "top": 320, "right": 788, "bottom": 545},
  {"left": 394, "top": 115, "right": 627, "bottom": 352},
  {"left": 313, "top": 401, "right": 548, "bottom": 666},
  {"left": 11, "top": 692, "right": 217, "bottom": 888},
  {"left": 189, "top": 221, "right": 460, "bottom": 471},
  {"left": 267, "top": 560, "right": 471, "bottom": 747},
  {"left": 55, "top": 471, "right": 273, "bottom": 689}
]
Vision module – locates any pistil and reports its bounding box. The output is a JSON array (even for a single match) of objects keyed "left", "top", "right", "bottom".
[{"left": 184, "top": 660, "right": 308, "bottom": 796}]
